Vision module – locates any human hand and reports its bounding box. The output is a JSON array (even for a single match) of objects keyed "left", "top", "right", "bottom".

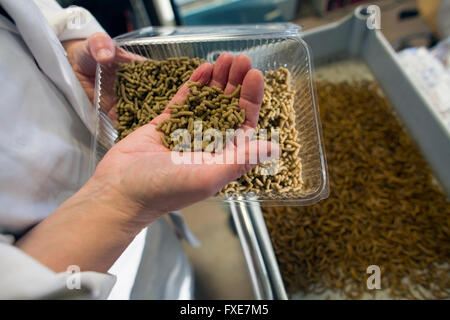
[
  {"left": 63, "top": 32, "right": 114, "bottom": 103},
  {"left": 91, "top": 53, "right": 280, "bottom": 229},
  {"left": 16, "top": 54, "right": 279, "bottom": 273},
  {"left": 63, "top": 32, "right": 143, "bottom": 120}
]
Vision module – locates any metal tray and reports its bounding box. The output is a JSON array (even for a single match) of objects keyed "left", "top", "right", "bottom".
[{"left": 232, "top": 5, "right": 450, "bottom": 300}]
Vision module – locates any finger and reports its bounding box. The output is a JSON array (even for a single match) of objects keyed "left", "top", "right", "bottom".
[
  {"left": 239, "top": 69, "right": 264, "bottom": 130},
  {"left": 164, "top": 62, "right": 213, "bottom": 113},
  {"left": 190, "top": 139, "right": 280, "bottom": 196},
  {"left": 224, "top": 54, "right": 252, "bottom": 95},
  {"left": 115, "top": 47, "right": 148, "bottom": 63},
  {"left": 209, "top": 53, "right": 233, "bottom": 90},
  {"left": 223, "top": 136, "right": 279, "bottom": 167},
  {"left": 88, "top": 32, "right": 115, "bottom": 64},
  {"left": 149, "top": 112, "right": 170, "bottom": 126}
]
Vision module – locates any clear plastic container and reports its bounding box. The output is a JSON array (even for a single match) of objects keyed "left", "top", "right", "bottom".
[{"left": 93, "top": 24, "right": 329, "bottom": 206}]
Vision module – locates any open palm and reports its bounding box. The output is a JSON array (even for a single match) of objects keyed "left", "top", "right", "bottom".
[{"left": 92, "top": 53, "right": 278, "bottom": 225}]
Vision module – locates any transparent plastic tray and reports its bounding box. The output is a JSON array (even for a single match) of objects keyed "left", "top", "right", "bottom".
[{"left": 93, "top": 25, "right": 329, "bottom": 206}]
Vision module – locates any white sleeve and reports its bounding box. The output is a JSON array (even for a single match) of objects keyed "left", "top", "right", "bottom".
[
  {"left": 32, "top": 0, "right": 105, "bottom": 41},
  {"left": 0, "top": 235, "right": 116, "bottom": 299}
]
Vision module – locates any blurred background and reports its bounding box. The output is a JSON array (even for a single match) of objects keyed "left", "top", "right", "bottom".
[{"left": 57, "top": 0, "right": 449, "bottom": 49}]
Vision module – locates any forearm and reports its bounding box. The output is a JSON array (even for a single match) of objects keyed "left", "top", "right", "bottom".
[{"left": 16, "top": 178, "right": 144, "bottom": 273}]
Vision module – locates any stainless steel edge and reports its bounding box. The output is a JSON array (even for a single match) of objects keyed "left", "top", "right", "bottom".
[
  {"left": 228, "top": 200, "right": 274, "bottom": 300},
  {"left": 363, "top": 22, "right": 450, "bottom": 197},
  {"left": 245, "top": 200, "right": 288, "bottom": 300}
]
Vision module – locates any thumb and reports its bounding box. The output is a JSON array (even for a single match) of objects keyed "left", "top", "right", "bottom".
[
  {"left": 87, "top": 32, "right": 115, "bottom": 64},
  {"left": 196, "top": 139, "right": 280, "bottom": 195}
]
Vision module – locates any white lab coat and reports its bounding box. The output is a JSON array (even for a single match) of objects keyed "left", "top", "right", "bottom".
[{"left": 0, "top": 0, "right": 193, "bottom": 299}]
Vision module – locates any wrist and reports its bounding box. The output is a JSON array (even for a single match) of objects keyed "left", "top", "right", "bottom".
[
  {"left": 69, "top": 175, "right": 149, "bottom": 236},
  {"left": 16, "top": 176, "right": 145, "bottom": 273}
]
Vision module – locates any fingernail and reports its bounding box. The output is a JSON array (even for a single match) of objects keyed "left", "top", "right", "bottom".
[{"left": 97, "top": 48, "right": 113, "bottom": 60}]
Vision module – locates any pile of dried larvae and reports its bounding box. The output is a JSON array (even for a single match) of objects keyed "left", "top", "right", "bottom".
[
  {"left": 156, "top": 81, "right": 244, "bottom": 151},
  {"left": 221, "top": 68, "right": 302, "bottom": 196},
  {"left": 114, "top": 58, "right": 303, "bottom": 196},
  {"left": 114, "top": 57, "right": 204, "bottom": 141},
  {"left": 263, "top": 80, "right": 450, "bottom": 299}
]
